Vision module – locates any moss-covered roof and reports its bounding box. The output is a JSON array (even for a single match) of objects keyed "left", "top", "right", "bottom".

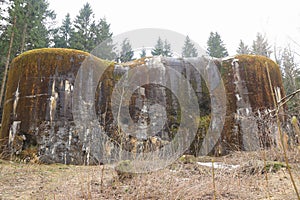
[
  {"left": 13, "top": 48, "right": 117, "bottom": 67},
  {"left": 13, "top": 48, "right": 89, "bottom": 63}
]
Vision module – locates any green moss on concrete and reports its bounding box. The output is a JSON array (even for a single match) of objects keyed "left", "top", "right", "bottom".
[
  {"left": 0, "top": 48, "right": 112, "bottom": 157},
  {"left": 1, "top": 51, "right": 286, "bottom": 161},
  {"left": 216, "top": 55, "right": 284, "bottom": 154}
]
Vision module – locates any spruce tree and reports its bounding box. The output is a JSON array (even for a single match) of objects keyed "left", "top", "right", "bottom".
[
  {"left": 93, "top": 18, "right": 116, "bottom": 60},
  {"left": 0, "top": 5, "right": 16, "bottom": 110},
  {"left": 162, "top": 40, "right": 172, "bottom": 57},
  {"left": 281, "top": 47, "right": 299, "bottom": 94},
  {"left": 151, "top": 37, "right": 172, "bottom": 57},
  {"left": 277, "top": 46, "right": 300, "bottom": 113},
  {"left": 20, "top": 0, "right": 55, "bottom": 52},
  {"left": 0, "top": 0, "right": 55, "bottom": 116},
  {"left": 70, "top": 3, "right": 94, "bottom": 51},
  {"left": 0, "top": 0, "right": 5, "bottom": 33},
  {"left": 53, "top": 13, "right": 73, "bottom": 48},
  {"left": 236, "top": 40, "right": 250, "bottom": 54},
  {"left": 96, "top": 18, "right": 112, "bottom": 43},
  {"left": 140, "top": 47, "right": 147, "bottom": 58},
  {"left": 206, "top": 32, "right": 228, "bottom": 58},
  {"left": 182, "top": 35, "right": 198, "bottom": 57},
  {"left": 251, "top": 33, "right": 272, "bottom": 57},
  {"left": 0, "top": 0, "right": 55, "bottom": 56},
  {"left": 0, "top": 0, "right": 55, "bottom": 75},
  {"left": 119, "top": 38, "right": 134, "bottom": 62},
  {"left": 70, "top": 3, "right": 116, "bottom": 59},
  {"left": 151, "top": 37, "right": 163, "bottom": 56}
]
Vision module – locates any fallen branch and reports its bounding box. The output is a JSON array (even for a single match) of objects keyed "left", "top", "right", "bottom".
[{"left": 276, "top": 88, "right": 300, "bottom": 113}]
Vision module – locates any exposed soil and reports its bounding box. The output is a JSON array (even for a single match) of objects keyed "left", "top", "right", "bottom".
[{"left": 1, "top": 149, "right": 300, "bottom": 200}]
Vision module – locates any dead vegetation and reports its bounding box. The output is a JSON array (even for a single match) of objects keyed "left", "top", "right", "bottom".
[{"left": 0, "top": 148, "right": 299, "bottom": 200}]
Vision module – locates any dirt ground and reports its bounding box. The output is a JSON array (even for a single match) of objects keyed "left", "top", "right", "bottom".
[{"left": 0, "top": 149, "right": 300, "bottom": 200}]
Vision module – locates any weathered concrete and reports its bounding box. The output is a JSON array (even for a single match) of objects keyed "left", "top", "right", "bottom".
[{"left": 0, "top": 48, "right": 285, "bottom": 164}]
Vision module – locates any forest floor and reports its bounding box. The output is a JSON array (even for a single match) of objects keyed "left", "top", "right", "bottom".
[{"left": 0, "top": 149, "right": 300, "bottom": 200}]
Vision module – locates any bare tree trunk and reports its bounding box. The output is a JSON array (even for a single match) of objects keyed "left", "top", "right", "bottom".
[
  {"left": 0, "top": 15, "right": 17, "bottom": 109},
  {"left": 20, "top": 10, "right": 29, "bottom": 53},
  {"left": 20, "top": 22, "right": 27, "bottom": 53}
]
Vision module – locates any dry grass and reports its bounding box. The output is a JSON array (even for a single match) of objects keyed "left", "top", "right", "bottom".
[{"left": 0, "top": 148, "right": 300, "bottom": 200}]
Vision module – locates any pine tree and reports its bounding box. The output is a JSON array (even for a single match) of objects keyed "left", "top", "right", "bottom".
[
  {"left": 69, "top": 4, "right": 115, "bottom": 58},
  {"left": 251, "top": 33, "right": 272, "bottom": 57},
  {"left": 206, "top": 32, "right": 228, "bottom": 58},
  {"left": 53, "top": 13, "right": 73, "bottom": 48},
  {"left": 0, "top": 8, "right": 16, "bottom": 109},
  {"left": 276, "top": 46, "right": 300, "bottom": 113},
  {"left": 281, "top": 47, "right": 299, "bottom": 94},
  {"left": 151, "top": 37, "right": 163, "bottom": 56},
  {"left": 70, "top": 3, "right": 94, "bottom": 51},
  {"left": 140, "top": 47, "right": 146, "bottom": 58},
  {"left": 0, "top": 0, "right": 55, "bottom": 115},
  {"left": 119, "top": 38, "right": 134, "bottom": 62},
  {"left": 93, "top": 18, "right": 116, "bottom": 60},
  {"left": 151, "top": 37, "right": 172, "bottom": 57},
  {"left": 22, "top": 0, "right": 55, "bottom": 51},
  {"left": 0, "top": 0, "right": 55, "bottom": 76},
  {"left": 96, "top": 18, "right": 112, "bottom": 44},
  {"left": 163, "top": 40, "right": 172, "bottom": 57},
  {"left": 236, "top": 40, "right": 250, "bottom": 54},
  {"left": 182, "top": 35, "right": 198, "bottom": 57},
  {"left": 0, "top": 0, "right": 55, "bottom": 56},
  {"left": 0, "top": 0, "right": 5, "bottom": 33}
]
